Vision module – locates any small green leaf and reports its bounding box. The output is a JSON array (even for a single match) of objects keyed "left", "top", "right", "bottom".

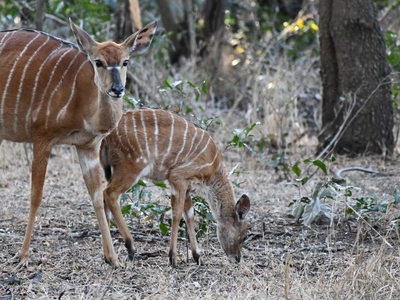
[
  {"left": 159, "top": 223, "right": 169, "bottom": 235},
  {"left": 313, "top": 159, "right": 327, "bottom": 175},
  {"left": 201, "top": 81, "right": 208, "bottom": 94},
  {"left": 164, "top": 78, "right": 172, "bottom": 89},
  {"left": 153, "top": 181, "right": 167, "bottom": 189},
  {"left": 138, "top": 179, "right": 147, "bottom": 187},
  {"left": 345, "top": 189, "right": 352, "bottom": 197},
  {"left": 292, "top": 162, "right": 302, "bottom": 177},
  {"left": 121, "top": 204, "right": 131, "bottom": 215},
  {"left": 301, "top": 177, "right": 309, "bottom": 185},
  {"left": 330, "top": 155, "right": 336, "bottom": 162},
  {"left": 187, "top": 81, "right": 196, "bottom": 88}
]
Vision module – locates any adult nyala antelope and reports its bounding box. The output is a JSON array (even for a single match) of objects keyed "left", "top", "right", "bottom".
[
  {"left": 0, "top": 20, "right": 156, "bottom": 267},
  {"left": 101, "top": 109, "right": 251, "bottom": 267}
]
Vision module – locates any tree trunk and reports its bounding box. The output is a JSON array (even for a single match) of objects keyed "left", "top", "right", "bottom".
[
  {"left": 318, "top": 0, "right": 394, "bottom": 155},
  {"left": 115, "top": 0, "right": 143, "bottom": 42},
  {"left": 35, "top": 0, "right": 45, "bottom": 30},
  {"left": 156, "top": 0, "right": 190, "bottom": 64}
]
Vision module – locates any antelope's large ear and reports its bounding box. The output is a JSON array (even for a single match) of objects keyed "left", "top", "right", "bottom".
[
  {"left": 121, "top": 21, "right": 157, "bottom": 56},
  {"left": 69, "top": 18, "right": 98, "bottom": 55},
  {"left": 235, "top": 194, "right": 251, "bottom": 220}
]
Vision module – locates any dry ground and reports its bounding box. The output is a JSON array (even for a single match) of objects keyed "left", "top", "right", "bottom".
[{"left": 1, "top": 140, "right": 400, "bottom": 300}]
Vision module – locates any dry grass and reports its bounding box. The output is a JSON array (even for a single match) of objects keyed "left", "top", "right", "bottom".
[
  {"left": 1, "top": 140, "right": 400, "bottom": 299},
  {"left": 1, "top": 20, "right": 400, "bottom": 299}
]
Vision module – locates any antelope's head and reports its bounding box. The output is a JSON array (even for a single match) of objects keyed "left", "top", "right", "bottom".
[
  {"left": 69, "top": 20, "right": 157, "bottom": 99},
  {"left": 217, "top": 194, "right": 251, "bottom": 263}
]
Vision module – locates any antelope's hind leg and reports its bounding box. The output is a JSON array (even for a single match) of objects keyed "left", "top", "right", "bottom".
[
  {"left": 76, "top": 145, "right": 120, "bottom": 267},
  {"left": 18, "top": 142, "right": 52, "bottom": 267},
  {"left": 183, "top": 191, "right": 202, "bottom": 265}
]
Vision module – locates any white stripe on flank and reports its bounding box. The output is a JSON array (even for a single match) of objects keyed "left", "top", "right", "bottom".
[
  {"left": 45, "top": 49, "right": 80, "bottom": 129},
  {"left": 173, "top": 117, "right": 188, "bottom": 166},
  {"left": 195, "top": 150, "right": 219, "bottom": 170},
  {"left": 14, "top": 34, "right": 50, "bottom": 134},
  {"left": 176, "top": 136, "right": 211, "bottom": 170},
  {"left": 152, "top": 110, "right": 158, "bottom": 159},
  {"left": 140, "top": 110, "right": 150, "bottom": 159},
  {"left": 56, "top": 61, "right": 86, "bottom": 123},
  {"left": 123, "top": 114, "right": 136, "bottom": 153},
  {"left": 133, "top": 112, "right": 144, "bottom": 156},
  {"left": 160, "top": 111, "right": 175, "bottom": 168},
  {"left": 115, "top": 124, "right": 131, "bottom": 153},
  {"left": 183, "top": 128, "right": 204, "bottom": 163},
  {"left": 1, "top": 32, "right": 41, "bottom": 131},
  {"left": 33, "top": 47, "right": 74, "bottom": 122},
  {"left": 0, "top": 31, "right": 14, "bottom": 55},
  {"left": 182, "top": 125, "right": 198, "bottom": 163},
  {"left": 27, "top": 43, "right": 63, "bottom": 132}
]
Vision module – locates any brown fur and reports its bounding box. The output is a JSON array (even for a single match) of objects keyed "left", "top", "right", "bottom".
[
  {"left": 0, "top": 21, "right": 156, "bottom": 268},
  {"left": 101, "top": 109, "right": 251, "bottom": 267}
]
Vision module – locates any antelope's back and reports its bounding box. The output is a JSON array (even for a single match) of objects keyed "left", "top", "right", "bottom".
[
  {"left": 106, "top": 109, "right": 222, "bottom": 180},
  {"left": 0, "top": 29, "right": 96, "bottom": 142}
]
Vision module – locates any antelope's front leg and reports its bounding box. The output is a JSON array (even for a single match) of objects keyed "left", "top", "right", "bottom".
[
  {"left": 76, "top": 145, "right": 120, "bottom": 267},
  {"left": 169, "top": 180, "right": 189, "bottom": 267}
]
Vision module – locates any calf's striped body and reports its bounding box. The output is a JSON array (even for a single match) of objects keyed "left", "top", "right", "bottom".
[
  {"left": 0, "top": 20, "right": 156, "bottom": 267},
  {"left": 101, "top": 109, "right": 251, "bottom": 267}
]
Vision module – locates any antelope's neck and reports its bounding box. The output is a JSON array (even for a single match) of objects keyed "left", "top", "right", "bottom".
[
  {"left": 208, "top": 168, "right": 237, "bottom": 223},
  {"left": 89, "top": 92, "right": 123, "bottom": 135}
]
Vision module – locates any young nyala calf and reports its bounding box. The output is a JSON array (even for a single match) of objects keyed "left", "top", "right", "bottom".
[{"left": 100, "top": 108, "right": 251, "bottom": 267}]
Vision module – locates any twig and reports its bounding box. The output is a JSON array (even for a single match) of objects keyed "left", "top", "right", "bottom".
[{"left": 345, "top": 202, "right": 393, "bottom": 248}]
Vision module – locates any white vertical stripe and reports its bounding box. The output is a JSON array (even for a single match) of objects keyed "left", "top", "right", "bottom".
[
  {"left": 27, "top": 43, "right": 63, "bottom": 133},
  {"left": 160, "top": 111, "right": 175, "bottom": 167},
  {"left": 33, "top": 47, "right": 74, "bottom": 122},
  {"left": 123, "top": 112, "right": 136, "bottom": 154},
  {"left": 140, "top": 110, "right": 150, "bottom": 159},
  {"left": 1, "top": 32, "right": 41, "bottom": 131},
  {"left": 115, "top": 123, "right": 130, "bottom": 153},
  {"left": 14, "top": 34, "right": 50, "bottom": 134},
  {"left": 152, "top": 110, "right": 158, "bottom": 159},
  {"left": 45, "top": 49, "right": 80, "bottom": 129},
  {"left": 55, "top": 61, "right": 86, "bottom": 123},
  {"left": 176, "top": 136, "right": 211, "bottom": 169},
  {"left": 195, "top": 149, "right": 219, "bottom": 170},
  {"left": 182, "top": 128, "right": 203, "bottom": 163},
  {"left": 0, "top": 31, "right": 14, "bottom": 56},
  {"left": 172, "top": 117, "right": 188, "bottom": 166},
  {"left": 132, "top": 111, "right": 144, "bottom": 156}
]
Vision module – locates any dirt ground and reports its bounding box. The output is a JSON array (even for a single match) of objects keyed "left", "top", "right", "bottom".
[{"left": 1, "top": 141, "right": 400, "bottom": 299}]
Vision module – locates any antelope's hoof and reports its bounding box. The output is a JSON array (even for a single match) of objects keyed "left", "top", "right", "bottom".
[
  {"left": 168, "top": 250, "right": 177, "bottom": 268},
  {"left": 105, "top": 256, "right": 122, "bottom": 268}
]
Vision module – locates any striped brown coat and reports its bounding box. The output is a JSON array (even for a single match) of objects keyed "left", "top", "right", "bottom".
[
  {"left": 101, "top": 108, "right": 251, "bottom": 267},
  {"left": 0, "top": 20, "right": 156, "bottom": 267}
]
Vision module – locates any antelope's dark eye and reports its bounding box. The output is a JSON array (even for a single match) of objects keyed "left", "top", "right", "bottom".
[
  {"left": 123, "top": 60, "right": 129, "bottom": 67},
  {"left": 95, "top": 60, "right": 103, "bottom": 68}
]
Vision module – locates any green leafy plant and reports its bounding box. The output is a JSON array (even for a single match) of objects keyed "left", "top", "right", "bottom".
[{"left": 226, "top": 122, "right": 260, "bottom": 154}]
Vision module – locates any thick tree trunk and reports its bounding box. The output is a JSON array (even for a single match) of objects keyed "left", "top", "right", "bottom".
[
  {"left": 319, "top": 0, "right": 394, "bottom": 155},
  {"left": 156, "top": 0, "right": 190, "bottom": 64}
]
